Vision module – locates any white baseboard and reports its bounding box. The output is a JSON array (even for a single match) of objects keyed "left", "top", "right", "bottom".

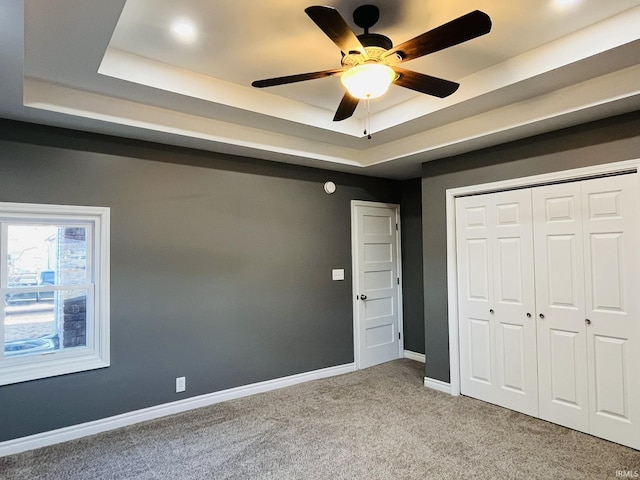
[
  {"left": 424, "top": 376, "right": 452, "bottom": 394},
  {"left": 0, "top": 362, "right": 356, "bottom": 457},
  {"left": 404, "top": 350, "right": 425, "bottom": 363}
]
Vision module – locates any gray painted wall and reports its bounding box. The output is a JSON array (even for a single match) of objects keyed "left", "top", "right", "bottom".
[
  {"left": 400, "top": 179, "right": 424, "bottom": 354},
  {"left": 422, "top": 110, "right": 640, "bottom": 383},
  {"left": 0, "top": 120, "right": 401, "bottom": 442}
]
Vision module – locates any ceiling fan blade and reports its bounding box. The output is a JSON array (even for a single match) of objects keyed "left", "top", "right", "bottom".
[
  {"left": 393, "top": 67, "right": 459, "bottom": 97},
  {"left": 384, "top": 10, "right": 491, "bottom": 63},
  {"left": 333, "top": 92, "right": 359, "bottom": 121},
  {"left": 252, "top": 68, "right": 344, "bottom": 88},
  {"left": 305, "top": 6, "right": 367, "bottom": 57}
]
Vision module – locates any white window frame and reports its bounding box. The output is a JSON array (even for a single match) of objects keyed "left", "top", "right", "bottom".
[{"left": 0, "top": 202, "right": 110, "bottom": 385}]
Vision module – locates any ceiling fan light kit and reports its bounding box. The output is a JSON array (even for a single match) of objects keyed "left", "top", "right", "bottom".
[
  {"left": 251, "top": 5, "right": 492, "bottom": 124},
  {"left": 340, "top": 63, "right": 396, "bottom": 99}
]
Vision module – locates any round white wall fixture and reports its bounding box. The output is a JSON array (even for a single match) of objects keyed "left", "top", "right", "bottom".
[{"left": 324, "top": 181, "right": 336, "bottom": 194}]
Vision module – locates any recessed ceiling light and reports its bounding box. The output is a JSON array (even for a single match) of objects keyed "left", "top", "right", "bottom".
[
  {"left": 553, "top": 0, "right": 580, "bottom": 9},
  {"left": 171, "top": 19, "right": 197, "bottom": 43}
]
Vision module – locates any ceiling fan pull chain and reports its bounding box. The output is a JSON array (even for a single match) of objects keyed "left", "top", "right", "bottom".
[{"left": 364, "top": 98, "right": 372, "bottom": 140}]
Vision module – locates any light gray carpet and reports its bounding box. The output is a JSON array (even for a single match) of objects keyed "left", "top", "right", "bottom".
[{"left": 2, "top": 359, "right": 639, "bottom": 479}]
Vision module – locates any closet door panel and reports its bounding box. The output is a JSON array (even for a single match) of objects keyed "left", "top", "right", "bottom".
[
  {"left": 533, "top": 183, "right": 589, "bottom": 433},
  {"left": 456, "top": 196, "right": 496, "bottom": 404},
  {"left": 582, "top": 174, "right": 640, "bottom": 449},
  {"left": 492, "top": 189, "right": 538, "bottom": 416}
]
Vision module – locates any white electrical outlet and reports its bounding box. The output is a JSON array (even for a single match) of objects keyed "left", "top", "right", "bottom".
[{"left": 176, "top": 376, "right": 186, "bottom": 393}]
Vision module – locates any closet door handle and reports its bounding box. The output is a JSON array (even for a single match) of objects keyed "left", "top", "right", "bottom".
[
  {"left": 526, "top": 313, "right": 532, "bottom": 318},
  {"left": 489, "top": 309, "right": 494, "bottom": 314},
  {"left": 585, "top": 318, "right": 591, "bottom": 326},
  {"left": 539, "top": 313, "right": 545, "bottom": 319}
]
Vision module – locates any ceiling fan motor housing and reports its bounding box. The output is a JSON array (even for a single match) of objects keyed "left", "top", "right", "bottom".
[
  {"left": 342, "top": 33, "right": 398, "bottom": 69},
  {"left": 357, "top": 33, "right": 392, "bottom": 50}
]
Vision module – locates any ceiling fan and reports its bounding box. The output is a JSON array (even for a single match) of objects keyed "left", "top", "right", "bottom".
[{"left": 252, "top": 5, "right": 492, "bottom": 122}]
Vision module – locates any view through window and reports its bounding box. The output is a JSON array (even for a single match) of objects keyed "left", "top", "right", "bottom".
[{"left": 4, "top": 224, "right": 89, "bottom": 356}]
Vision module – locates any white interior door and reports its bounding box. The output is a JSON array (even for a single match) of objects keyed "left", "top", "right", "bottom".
[
  {"left": 581, "top": 174, "right": 640, "bottom": 449},
  {"left": 456, "top": 189, "right": 537, "bottom": 416},
  {"left": 533, "top": 182, "right": 590, "bottom": 433},
  {"left": 352, "top": 202, "right": 402, "bottom": 369}
]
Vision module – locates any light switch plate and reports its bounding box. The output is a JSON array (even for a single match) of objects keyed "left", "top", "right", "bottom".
[
  {"left": 332, "top": 269, "right": 345, "bottom": 281},
  {"left": 176, "top": 376, "right": 186, "bottom": 393}
]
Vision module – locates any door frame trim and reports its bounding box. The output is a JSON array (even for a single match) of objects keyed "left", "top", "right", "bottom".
[
  {"left": 445, "top": 158, "right": 640, "bottom": 396},
  {"left": 351, "top": 200, "right": 404, "bottom": 370}
]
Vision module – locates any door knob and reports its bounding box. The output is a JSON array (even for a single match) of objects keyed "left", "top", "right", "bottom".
[
  {"left": 489, "top": 309, "right": 494, "bottom": 314},
  {"left": 585, "top": 318, "right": 591, "bottom": 326},
  {"left": 526, "top": 313, "right": 532, "bottom": 318},
  {"left": 360, "top": 295, "right": 368, "bottom": 300},
  {"left": 539, "top": 313, "right": 545, "bottom": 319}
]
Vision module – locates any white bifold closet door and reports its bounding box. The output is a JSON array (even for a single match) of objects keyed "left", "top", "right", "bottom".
[
  {"left": 536, "top": 175, "right": 640, "bottom": 448},
  {"left": 457, "top": 173, "right": 640, "bottom": 450},
  {"left": 532, "top": 181, "right": 590, "bottom": 433},
  {"left": 456, "top": 188, "right": 538, "bottom": 417}
]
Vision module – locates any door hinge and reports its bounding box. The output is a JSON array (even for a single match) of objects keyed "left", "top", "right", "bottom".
[
  {"left": 398, "top": 332, "right": 401, "bottom": 340},
  {"left": 395, "top": 223, "right": 398, "bottom": 231},
  {"left": 397, "top": 277, "right": 400, "bottom": 285}
]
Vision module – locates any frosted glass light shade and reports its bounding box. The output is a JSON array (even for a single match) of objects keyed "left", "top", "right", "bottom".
[{"left": 340, "top": 64, "right": 395, "bottom": 99}]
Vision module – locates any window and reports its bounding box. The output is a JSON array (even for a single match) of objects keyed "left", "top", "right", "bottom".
[{"left": 0, "top": 202, "right": 109, "bottom": 385}]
